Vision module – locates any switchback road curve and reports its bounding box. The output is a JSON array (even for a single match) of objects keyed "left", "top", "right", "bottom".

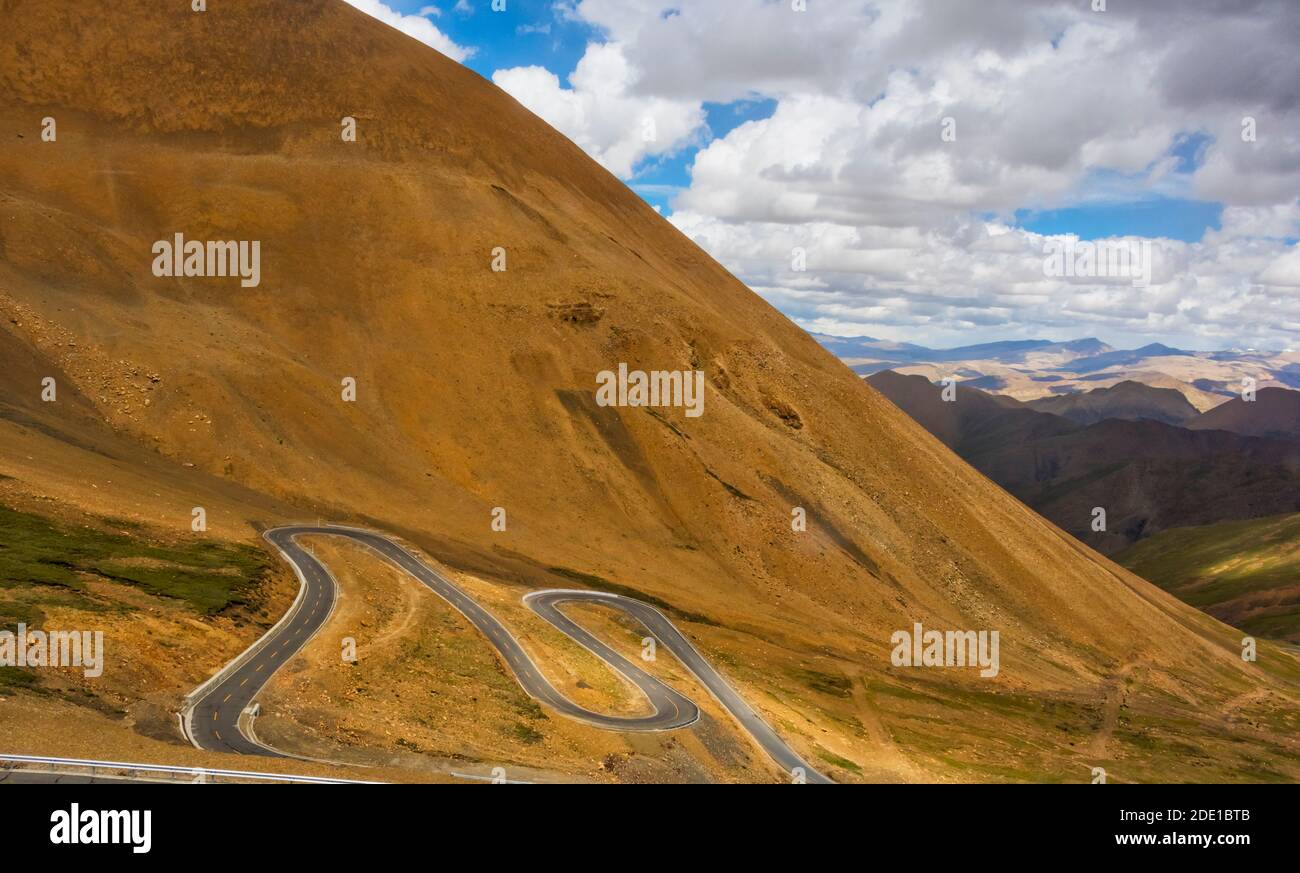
[{"left": 183, "top": 524, "right": 830, "bottom": 783}]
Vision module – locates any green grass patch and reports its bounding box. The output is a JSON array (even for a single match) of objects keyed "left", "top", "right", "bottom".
[
  {"left": 509, "top": 722, "right": 544, "bottom": 744},
  {"left": 0, "top": 665, "right": 42, "bottom": 691},
  {"left": 813, "top": 745, "right": 863, "bottom": 774},
  {"left": 0, "top": 504, "right": 270, "bottom": 614},
  {"left": 511, "top": 697, "right": 547, "bottom": 721},
  {"left": 0, "top": 599, "right": 46, "bottom": 629},
  {"left": 792, "top": 667, "right": 853, "bottom": 698},
  {"left": 1115, "top": 512, "right": 1300, "bottom": 641}
]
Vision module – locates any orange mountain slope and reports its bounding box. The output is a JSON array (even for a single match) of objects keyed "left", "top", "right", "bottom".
[{"left": 1, "top": 0, "right": 1297, "bottom": 781}]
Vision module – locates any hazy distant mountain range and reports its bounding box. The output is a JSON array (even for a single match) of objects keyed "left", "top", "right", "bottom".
[
  {"left": 817, "top": 334, "right": 1300, "bottom": 411},
  {"left": 867, "top": 371, "right": 1300, "bottom": 557},
  {"left": 816, "top": 335, "right": 1110, "bottom": 365}
]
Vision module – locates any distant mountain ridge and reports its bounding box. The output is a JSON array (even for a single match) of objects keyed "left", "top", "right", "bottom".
[
  {"left": 1027, "top": 380, "right": 1201, "bottom": 426},
  {"left": 814, "top": 334, "right": 1113, "bottom": 368},
  {"left": 1056, "top": 343, "right": 1194, "bottom": 375},
  {"left": 817, "top": 333, "right": 1300, "bottom": 410},
  {"left": 1188, "top": 388, "right": 1300, "bottom": 439},
  {"left": 867, "top": 371, "right": 1300, "bottom": 554}
]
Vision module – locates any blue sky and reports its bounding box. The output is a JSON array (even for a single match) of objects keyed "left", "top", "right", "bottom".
[
  {"left": 627, "top": 100, "right": 778, "bottom": 212},
  {"left": 401, "top": 0, "right": 780, "bottom": 213},
  {"left": 437, "top": 0, "right": 592, "bottom": 78},
  {"left": 1014, "top": 133, "right": 1224, "bottom": 243},
  {"left": 351, "top": 1, "right": 1300, "bottom": 351},
  {"left": 396, "top": 0, "right": 1227, "bottom": 238}
]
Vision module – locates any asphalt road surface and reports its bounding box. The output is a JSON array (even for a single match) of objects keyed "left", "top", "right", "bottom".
[
  {"left": 184, "top": 527, "right": 341, "bottom": 755},
  {"left": 527, "top": 590, "right": 832, "bottom": 783},
  {"left": 185, "top": 524, "right": 829, "bottom": 783}
]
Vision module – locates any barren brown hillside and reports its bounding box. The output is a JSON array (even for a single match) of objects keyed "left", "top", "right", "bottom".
[
  {"left": 1, "top": 0, "right": 1297, "bottom": 782},
  {"left": 1189, "top": 388, "right": 1300, "bottom": 439}
]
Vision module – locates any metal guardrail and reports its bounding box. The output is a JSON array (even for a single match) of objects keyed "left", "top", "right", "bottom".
[{"left": 0, "top": 754, "right": 382, "bottom": 784}]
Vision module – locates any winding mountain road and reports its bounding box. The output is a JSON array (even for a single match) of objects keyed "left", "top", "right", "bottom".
[{"left": 183, "top": 524, "right": 830, "bottom": 783}]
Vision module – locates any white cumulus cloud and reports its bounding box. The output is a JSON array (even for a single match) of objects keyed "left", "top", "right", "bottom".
[
  {"left": 493, "top": 43, "right": 705, "bottom": 178},
  {"left": 558, "top": 0, "right": 1300, "bottom": 348},
  {"left": 344, "top": 0, "right": 473, "bottom": 62}
]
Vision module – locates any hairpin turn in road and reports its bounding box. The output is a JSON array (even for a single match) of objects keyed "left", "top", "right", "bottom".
[{"left": 182, "top": 524, "right": 831, "bottom": 783}]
